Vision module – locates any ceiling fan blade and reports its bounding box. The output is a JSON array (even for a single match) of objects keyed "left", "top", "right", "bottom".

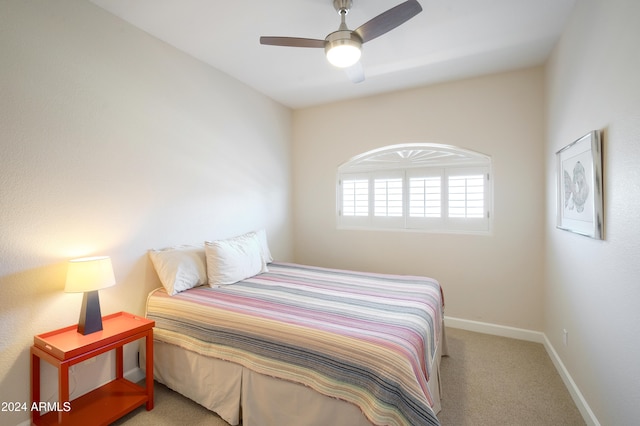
[
  {"left": 345, "top": 61, "right": 365, "bottom": 84},
  {"left": 259, "top": 36, "right": 326, "bottom": 48},
  {"left": 354, "top": 0, "right": 422, "bottom": 44}
]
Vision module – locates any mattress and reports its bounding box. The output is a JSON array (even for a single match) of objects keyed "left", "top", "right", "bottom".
[{"left": 146, "top": 262, "right": 444, "bottom": 426}]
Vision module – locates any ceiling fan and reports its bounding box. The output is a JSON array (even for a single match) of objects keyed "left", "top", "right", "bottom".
[{"left": 259, "top": 0, "right": 422, "bottom": 83}]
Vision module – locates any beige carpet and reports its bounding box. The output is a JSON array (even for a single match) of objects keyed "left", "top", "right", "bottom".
[
  {"left": 437, "top": 328, "right": 584, "bottom": 425},
  {"left": 115, "top": 327, "right": 585, "bottom": 425}
]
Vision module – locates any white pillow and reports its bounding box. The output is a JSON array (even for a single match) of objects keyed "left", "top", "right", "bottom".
[
  {"left": 255, "top": 228, "right": 274, "bottom": 263},
  {"left": 205, "top": 232, "right": 268, "bottom": 286},
  {"left": 149, "top": 245, "right": 207, "bottom": 296}
]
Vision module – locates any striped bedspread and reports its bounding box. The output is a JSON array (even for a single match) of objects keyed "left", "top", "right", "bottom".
[{"left": 146, "top": 262, "right": 443, "bottom": 426}]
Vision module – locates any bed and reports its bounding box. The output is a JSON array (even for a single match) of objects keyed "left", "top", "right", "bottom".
[{"left": 144, "top": 233, "right": 446, "bottom": 426}]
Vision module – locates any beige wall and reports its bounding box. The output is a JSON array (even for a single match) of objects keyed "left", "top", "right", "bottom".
[
  {"left": 292, "top": 67, "right": 546, "bottom": 331},
  {"left": 544, "top": 0, "right": 640, "bottom": 424},
  {"left": 0, "top": 1, "right": 292, "bottom": 424}
]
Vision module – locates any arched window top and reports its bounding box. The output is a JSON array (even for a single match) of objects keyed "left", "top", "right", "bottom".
[{"left": 339, "top": 143, "right": 491, "bottom": 173}]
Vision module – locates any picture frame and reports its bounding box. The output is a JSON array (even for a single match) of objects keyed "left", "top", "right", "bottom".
[{"left": 556, "top": 130, "right": 604, "bottom": 239}]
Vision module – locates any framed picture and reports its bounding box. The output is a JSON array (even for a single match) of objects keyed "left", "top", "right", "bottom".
[{"left": 556, "top": 130, "right": 604, "bottom": 239}]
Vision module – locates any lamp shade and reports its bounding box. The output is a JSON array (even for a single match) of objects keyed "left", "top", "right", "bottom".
[{"left": 65, "top": 256, "right": 116, "bottom": 293}]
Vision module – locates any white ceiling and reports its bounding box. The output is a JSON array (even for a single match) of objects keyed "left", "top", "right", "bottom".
[{"left": 89, "top": 0, "right": 576, "bottom": 109}]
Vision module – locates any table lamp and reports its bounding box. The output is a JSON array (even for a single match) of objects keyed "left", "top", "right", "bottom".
[{"left": 65, "top": 256, "right": 116, "bottom": 335}]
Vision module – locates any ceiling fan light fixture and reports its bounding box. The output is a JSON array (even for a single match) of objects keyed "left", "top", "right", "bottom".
[
  {"left": 325, "top": 31, "right": 362, "bottom": 68},
  {"left": 260, "top": 0, "right": 423, "bottom": 80}
]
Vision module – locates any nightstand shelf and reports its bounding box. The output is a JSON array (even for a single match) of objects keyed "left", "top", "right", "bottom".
[
  {"left": 31, "top": 312, "right": 155, "bottom": 425},
  {"left": 34, "top": 379, "right": 147, "bottom": 426}
]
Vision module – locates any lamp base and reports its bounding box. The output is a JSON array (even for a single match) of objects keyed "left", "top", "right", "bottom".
[{"left": 78, "top": 290, "right": 103, "bottom": 335}]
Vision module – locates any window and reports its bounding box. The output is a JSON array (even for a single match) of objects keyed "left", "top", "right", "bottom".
[
  {"left": 374, "top": 178, "right": 403, "bottom": 217},
  {"left": 448, "top": 174, "right": 485, "bottom": 218},
  {"left": 342, "top": 179, "right": 368, "bottom": 216},
  {"left": 337, "top": 144, "right": 492, "bottom": 233}
]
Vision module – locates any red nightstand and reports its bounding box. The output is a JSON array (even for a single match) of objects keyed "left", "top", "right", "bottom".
[{"left": 30, "top": 312, "right": 155, "bottom": 425}]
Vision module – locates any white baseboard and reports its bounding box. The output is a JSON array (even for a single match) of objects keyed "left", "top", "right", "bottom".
[
  {"left": 444, "top": 316, "right": 545, "bottom": 343},
  {"left": 542, "top": 335, "right": 601, "bottom": 426},
  {"left": 445, "top": 316, "right": 600, "bottom": 426},
  {"left": 125, "top": 366, "right": 146, "bottom": 384}
]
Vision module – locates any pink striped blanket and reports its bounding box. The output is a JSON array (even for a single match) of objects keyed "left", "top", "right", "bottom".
[{"left": 146, "top": 262, "right": 443, "bottom": 426}]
